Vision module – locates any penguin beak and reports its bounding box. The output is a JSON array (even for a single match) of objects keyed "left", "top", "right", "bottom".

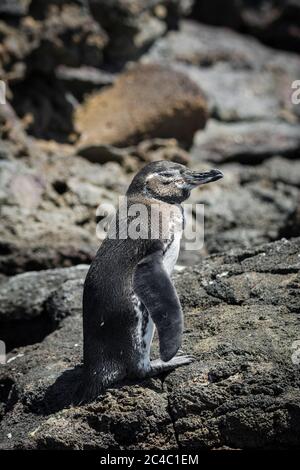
[{"left": 184, "top": 169, "right": 224, "bottom": 187}]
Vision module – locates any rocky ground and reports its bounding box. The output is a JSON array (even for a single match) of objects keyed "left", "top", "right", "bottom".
[
  {"left": 0, "top": 0, "right": 300, "bottom": 450},
  {"left": 0, "top": 238, "right": 299, "bottom": 449}
]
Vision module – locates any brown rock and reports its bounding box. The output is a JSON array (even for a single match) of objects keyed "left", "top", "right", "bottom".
[{"left": 75, "top": 64, "right": 208, "bottom": 148}]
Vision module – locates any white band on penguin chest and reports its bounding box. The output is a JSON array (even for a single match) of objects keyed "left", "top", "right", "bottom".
[{"left": 163, "top": 208, "right": 183, "bottom": 275}]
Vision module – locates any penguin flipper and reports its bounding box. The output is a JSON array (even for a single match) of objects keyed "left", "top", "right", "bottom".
[{"left": 133, "top": 249, "right": 183, "bottom": 362}]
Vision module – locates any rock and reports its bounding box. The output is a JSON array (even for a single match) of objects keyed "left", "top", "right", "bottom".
[
  {"left": 0, "top": 238, "right": 299, "bottom": 449},
  {"left": 171, "top": 63, "right": 292, "bottom": 122},
  {"left": 0, "top": 102, "right": 31, "bottom": 155},
  {"left": 77, "top": 138, "right": 190, "bottom": 166},
  {"left": 55, "top": 65, "right": 115, "bottom": 98},
  {"left": 0, "top": 265, "right": 88, "bottom": 351},
  {"left": 26, "top": 3, "right": 108, "bottom": 73},
  {"left": 0, "top": 2, "right": 107, "bottom": 77},
  {"left": 143, "top": 19, "right": 270, "bottom": 69},
  {"left": 88, "top": 0, "right": 165, "bottom": 63},
  {"left": 134, "top": 138, "right": 190, "bottom": 165},
  {"left": 0, "top": 2, "right": 107, "bottom": 141},
  {"left": 77, "top": 143, "right": 131, "bottom": 165},
  {"left": 181, "top": 156, "right": 300, "bottom": 258},
  {"left": 89, "top": 0, "right": 193, "bottom": 63},
  {"left": 142, "top": 20, "right": 300, "bottom": 122},
  {"left": 0, "top": 239, "right": 95, "bottom": 277},
  {"left": 7, "top": 3, "right": 107, "bottom": 141},
  {"left": 279, "top": 197, "right": 300, "bottom": 240},
  {"left": 192, "top": 120, "right": 300, "bottom": 164},
  {"left": 75, "top": 63, "right": 208, "bottom": 148},
  {"left": 262, "top": 156, "right": 300, "bottom": 187},
  {"left": 0, "top": 0, "right": 30, "bottom": 16},
  {"left": 0, "top": 264, "right": 88, "bottom": 323},
  {"left": 0, "top": 148, "right": 128, "bottom": 275}
]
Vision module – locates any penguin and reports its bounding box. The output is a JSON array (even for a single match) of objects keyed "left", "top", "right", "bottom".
[{"left": 78, "top": 161, "right": 223, "bottom": 403}]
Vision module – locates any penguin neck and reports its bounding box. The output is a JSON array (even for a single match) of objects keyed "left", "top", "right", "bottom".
[
  {"left": 127, "top": 184, "right": 188, "bottom": 205},
  {"left": 127, "top": 191, "right": 183, "bottom": 211}
]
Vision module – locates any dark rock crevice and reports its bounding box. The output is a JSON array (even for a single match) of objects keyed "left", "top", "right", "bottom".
[{"left": 0, "top": 314, "right": 57, "bottom": 353}]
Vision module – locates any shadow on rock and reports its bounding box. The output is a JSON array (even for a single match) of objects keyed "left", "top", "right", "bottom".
[{"left": 34, "top": 366, "right": 83, "bottom": 415}]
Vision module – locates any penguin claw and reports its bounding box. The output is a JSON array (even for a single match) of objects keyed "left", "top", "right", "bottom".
[{"left": 167, "top": 354, "right": 196, "bottom": 366}]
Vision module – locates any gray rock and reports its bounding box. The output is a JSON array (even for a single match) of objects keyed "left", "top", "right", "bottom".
[
  {"left": 183, "top": 157, "right": 300, "bottom": 257},
  {"left": 0, "top": 238, "right": 299, "bottom": 449},
  {"left": 0, "top": 149, "right": 127, "bottom": 275},
  {"left": 0, "top": 265, "right": 88, "bottom": 322},
  {"left": 144, "top": 19, "right": 270, "bottom": 69},
  {"left": 0, "top": 265, "right": 88, "bottom": 351},
  {"left": 55, "top": 65, "right": 115, "bottom": 98},
  {"left": 0, "top": 0, "right": 30, "bottom": 16},
  {"left": 192, "top": 120, "right": 300, "bottom": 164},
  {"left": 174, "top": 63, "right": 285, "bottom": 122},
  {"left": 142, "top": 20, "right": 300, "bottom": 122}
]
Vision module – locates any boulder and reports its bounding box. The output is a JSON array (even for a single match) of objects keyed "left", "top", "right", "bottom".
[
  {"left": 75, "top": 63, "right": 208, "bottom": 148},
  {"left": 143, "top": 20, "right": 270, "bottom": 69},
  {"left": 192, "top": 120, "right": 300, "bottom": 164},
  {"left": 169, "top": 63, "right": 292, "bottom": 122},
  {"left": 0, "top": 265, "right": 88, "bottom": 351}
]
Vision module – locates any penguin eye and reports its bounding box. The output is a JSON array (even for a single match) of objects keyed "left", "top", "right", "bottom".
[{"left": 160, "top": 172, "right": 174, "bottom": 178}]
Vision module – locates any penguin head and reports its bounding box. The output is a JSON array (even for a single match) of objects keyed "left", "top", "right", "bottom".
[{"left": 127, "top": 161, "right": 223, "bottom": 204}]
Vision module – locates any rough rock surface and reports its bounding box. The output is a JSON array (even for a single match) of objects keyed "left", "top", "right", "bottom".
[
  {"left": 75, "top": 63, "right": 208, "bottom": 148},
  {"left": 0, "top": 238, "right": 299, "bottom": 450},
  {"left": 0, "top": 1, "right": 193, "bottom": 142},
  {"left": 192, "top": 120, "right": 300, "bottom": 164},
  {"left": 183, "top": 157, "right": 300, "bottom": 258},
  {"left": 0, "top": 131, "right": 194, "bottom": 274},
  {"left": 143, "top": 19, "right": 272, "bottom": 69},
  {"left": 143, "top": 20, "right": 300, "bottom": 122},
  {"left": 89, "top": 0, "right": 193, "bottom": 63},
  {"left": 0, "top": 139, "right": 128, "bottom": 274},
  {"left": 2, "top": 17, "right": 300, "bottom": 270},
  {"left": 0, "top": 265, "right": 88, "bottom": 351}
]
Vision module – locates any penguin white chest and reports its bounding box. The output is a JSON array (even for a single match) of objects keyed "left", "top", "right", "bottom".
[
  {"left": 163, "top": 209, "right": 183, "bottom": 275},
  {"left": 163, "top": 233, "right": 181, "bottom": 275}
]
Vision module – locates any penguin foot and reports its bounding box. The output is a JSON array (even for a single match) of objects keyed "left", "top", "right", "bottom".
[{"left": 148, "top": 354, "right": 195, "bottom": 376}]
